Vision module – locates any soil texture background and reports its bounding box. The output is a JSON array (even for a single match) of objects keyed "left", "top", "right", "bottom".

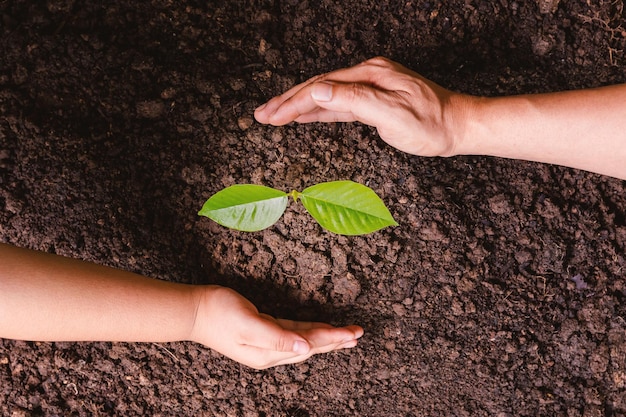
[{"left": 1, "top": 1, "right": 626, "bottom": 416}]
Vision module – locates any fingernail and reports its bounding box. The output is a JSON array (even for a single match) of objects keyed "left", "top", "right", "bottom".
[
  {"left": 255, "top": 103, "right": 267, "bottom": 112},
  {"left": 311, "top": 82, "right": 333, "bottom": 102},
  {"left": 344, "top": 329, "right": 364, "bottom": 342},
  {"left": 293, "top": 340, "right": 309, "bottom": 355}
]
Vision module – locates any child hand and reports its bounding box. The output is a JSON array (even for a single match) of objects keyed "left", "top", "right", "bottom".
[
  {"left": 254, "top": 56, "right": 471, "bottom": 158},
  {"left": 190, "top": 286, "right": 364, "bottom": 369}
]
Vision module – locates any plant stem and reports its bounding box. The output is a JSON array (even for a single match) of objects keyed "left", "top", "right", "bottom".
[{"left": 288, "top": 190, "right": 301, "bottom": 202}]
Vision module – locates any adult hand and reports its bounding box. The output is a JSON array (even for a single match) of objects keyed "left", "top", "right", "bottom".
[
  {"left": 254, "top": 57, "right": 471, "bottom": 157},
  {"left": 255, "top": 57, "right": 626, "bottom": 180},
  {"left": 190, "top": 286, "right": 364, "bottom": 369}
]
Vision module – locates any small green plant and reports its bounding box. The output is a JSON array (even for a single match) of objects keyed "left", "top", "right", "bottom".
[{"left": 198, "top": 180, "right": 397, "bottom": 235}]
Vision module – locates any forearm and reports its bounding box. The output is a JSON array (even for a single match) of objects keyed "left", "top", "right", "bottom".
[
  {"left": 0, "top": 243, "right": 200, "bottom": 343},
  {"left": 460, "top": 84, "right": 626, "bottom": 180}
]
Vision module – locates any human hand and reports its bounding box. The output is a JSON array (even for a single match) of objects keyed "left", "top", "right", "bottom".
[
  {"left": 190, "top": 286, "right": 363, "bottom": 369},
  {"left": 255, "top": 57, "right": 472, "bottom": 157}
]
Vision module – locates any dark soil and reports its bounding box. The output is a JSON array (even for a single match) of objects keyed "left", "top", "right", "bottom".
[{"left": 2, "top": 1, "right": 626, "bottom": 416}]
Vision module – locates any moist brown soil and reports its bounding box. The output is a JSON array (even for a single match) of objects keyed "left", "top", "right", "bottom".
[{"left": 2, "top": 1, "right": 626, "bottom": 416}]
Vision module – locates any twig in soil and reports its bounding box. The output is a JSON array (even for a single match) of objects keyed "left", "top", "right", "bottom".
[
  {"left": 537, "top": 275, "right": 556, "bottom": 298},
  {"left": 64, "top": 381, "right": 79, "bottom": 395},
  {"left": 152, "top": 343, "right": 180, "bottom": 362},
  {"left": 577, "top": 11, "right": 626, "bottom": 65}
]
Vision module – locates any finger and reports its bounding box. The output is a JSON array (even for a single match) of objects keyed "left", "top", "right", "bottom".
[
  {"left": 253, "top": 68, "right": 366, "bottom": 124},
  {"left": 241, "top": 325, "right": 364, "bottom": 369},
  {"left": 262, "top": 340, "right": 358, "bottom": 368},
  {"left": 310, "top": 337, "right": 360, "bottom": 354},
  {"left": 259, "top": 315, "right": 336, "bottom": 331},
  {"left": 239, "top": 316, "right": 311, "bottom": 355},
  {"left": 298, "top": 325, "right": 364, "bottom": 349},
  {"left": 254, "top": 57, "right": 397, "bottom": 125},
  {"left": 286, "top": 323, "right": 364, "bottom": 342},
  {"left": 294, "top": 109, "right": 358, "bottom": 124},
  {"left": 256, "top": 82, "right": 326, "bottom": 126},
  {"left": 254, "top": 75, "right": 325, "bottom": 123},
  {"left": 310, "top": 81, "right": 412, "bottom": 136},
  {"left": 269, "top": 332, "right": 363, "bottom": 367},
  {"left": 273, "top": 318, "right": 334, "bottom": 331},
  {"left": 255, "top": 80, "right": 362, "bottom": 126}
]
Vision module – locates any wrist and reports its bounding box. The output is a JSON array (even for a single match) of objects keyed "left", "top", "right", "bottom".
[
  {"left": 188, "top": 285, "right": 233, "bottom": 347},
  {"left": 444, "top": 93, "right": 484, "bottom": 157},
  {"left": 188, "top": 285, "right": 213, "bottom": 344}
]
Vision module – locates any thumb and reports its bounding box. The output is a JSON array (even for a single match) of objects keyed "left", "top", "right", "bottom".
[
  {"left": 310, "top": 80, "right": 393, "bottom": 127},
  {"left": 241, "top": 318, "right": 311, "bottom": 355}
]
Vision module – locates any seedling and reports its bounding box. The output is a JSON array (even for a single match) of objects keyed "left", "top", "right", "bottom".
[{"left": 198, "top": 180, "right": 397, "bottom": 235}]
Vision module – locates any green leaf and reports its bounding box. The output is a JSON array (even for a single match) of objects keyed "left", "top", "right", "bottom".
[
  {"left": 198, "top": 184, "right": 288, "bottom": 232},
  {"left": 299, "top": 180, "right": 398, "bottom": 235}
]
